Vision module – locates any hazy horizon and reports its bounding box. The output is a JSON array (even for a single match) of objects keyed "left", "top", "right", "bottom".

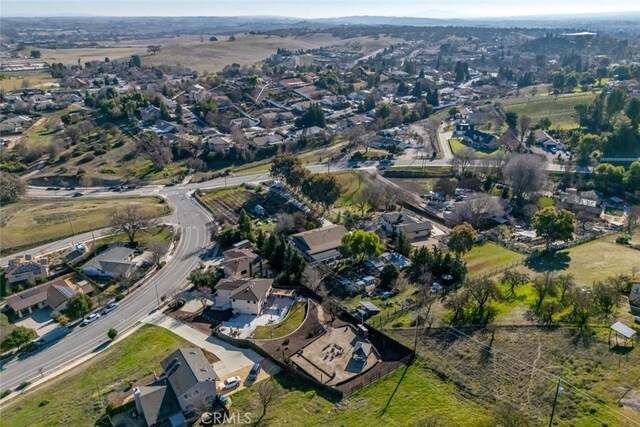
[{"left": 3, "top": 0, "right": 640, "bottom": 19}]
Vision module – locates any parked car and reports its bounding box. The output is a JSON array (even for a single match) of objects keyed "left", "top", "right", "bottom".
[
  {"left": 102, "top": 302, "right": 119, "bottom": 314},
  {"left": 18, "top": 338, "right": 47, "bottom": 358},
  {"left": 222, "top": 376, "right": 242, "bottom": 390},
  {"left": 634, "top": 316, "right": 640, "bottom": 324},
  {"left": 247, "top": 363, "right": 261, "bottom": 382},
  {"left": 82, "top": 313, "right": 101, "bottom": 325},
  {"left": 72, "top": 192, "right": 83, "bottom": 197}
]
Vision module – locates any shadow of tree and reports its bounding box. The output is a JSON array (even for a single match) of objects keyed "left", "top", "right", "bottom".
[{"left": 525, "top": 251, "right": 571, "bottom": 273}]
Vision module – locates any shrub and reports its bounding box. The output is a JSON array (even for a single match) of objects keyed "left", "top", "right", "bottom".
[
  {"left": 616, "top": 235, "right": 630, "bottom": 245},
  {"left": 93, "top": 148, "right": 107, "bottom": 156},
  {"left": 282, "top": 338, "right": 290, "bottom": 346},
  {"left": 80, "top": 153, "right": 95, "bottom": 164},
  {"left": 16, "top": 381, "right": 30, "bottom": 391},
  {"left": 107, "top": 328, "right": 118, "bottom": 340},
  {"left": 39, "top": 400, "right": 49, "bottom": 407},
  {"left": 58, "top": 315, "right": 69, "bottom": 326},
  {"left": 51, "top": 310, "right": 62, "bottom": 322},
  {"left": 0, "top": 390, "right": 11, "bottom": 399},
  {"left": 159, "top": 261, "right": 166, "bottom": 269},
  {"left": 115, "top": 293, "right": 125, "bottom": 302}
]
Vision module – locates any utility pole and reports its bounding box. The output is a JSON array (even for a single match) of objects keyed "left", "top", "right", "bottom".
[
  {"left": 413, "top": 308, "right": 421, "bottom": 351},
  {"left": 68, "top": 218, "right": 76, "bottom": 236},
  {"left": 548, "top": 379, "right": 563, "bottom": 427}
]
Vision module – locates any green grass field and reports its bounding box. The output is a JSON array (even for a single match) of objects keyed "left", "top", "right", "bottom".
[
  {"left": 253, "top": 301, "right": 307, "bottom": 340},
  {"left": 520, "top": 233, "right": 640, "bottom": 285},
  {"left": 463, "top": 242, "right": 525, "bottom": 277},
  {"left": 503, "top": 92, "right": 597, "bottom": 129},
  {"left": 0, "top": 197, "right": 170, "bottom": 254},
  {"left": 0, "top": 71, "right": 58, "bottom": 92},
  {"left": 23, "top": 108, "right": 78, "bottom": 149},
  {"left": 230, "top": 362, "right": 490, "bottom": 426},
  {"left": 1, "top": 325, "right": 191, "bottom": 427}
]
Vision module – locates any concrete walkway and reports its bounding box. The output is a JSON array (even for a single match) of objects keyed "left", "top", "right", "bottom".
[{"left": 143, "top": 312, "right": 263, "bottom": 379}]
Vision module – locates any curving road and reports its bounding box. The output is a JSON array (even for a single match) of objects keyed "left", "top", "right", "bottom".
[{"left": 0, "top": 154, "right": 589, "bottom": 392}]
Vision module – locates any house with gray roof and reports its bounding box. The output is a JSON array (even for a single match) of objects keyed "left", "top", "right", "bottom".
[
  {"left": 289, "top": 224, "right": 347, "bottom": 264},
  {"left": 5, "top": 254, "right": 49, "bottom": 286},
  {"left": 134, "top": 347, "right": 219, "bottom": 427},
  {"left": 81, "top": 246, "right": 135, "bottom": 278}
]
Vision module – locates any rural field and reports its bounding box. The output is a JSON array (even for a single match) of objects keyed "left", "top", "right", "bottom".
[
  {"left": 463, "top": 242, "right": 526, "bottom": 277},
  {"left": 0, "top": 197, "right": 171, "bottom": 254},
  {"left": 0, "top": 71, "right": 58, "bottom": 92},
  {"left": 230, "top": 361, "right": 491, "bottom": 426},
  {"left": 36, "top": 33, "right": 403, "bottom": 73},
  {"left": 393, "top": 326, "right": 640, "bottom": 427},
  {"left": 519, "top": 233, "right": 640, "bottom": 285},
  {"left": 503, "top": 91, "right": 597, "bottom": 129},
  {"left": 1, "top": 325, "right": 192, "bottom": 427}
]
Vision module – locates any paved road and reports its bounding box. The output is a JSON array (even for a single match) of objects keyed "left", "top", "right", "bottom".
[
  {"left": 2, "top": 154, "right": 592, "bottom": 390},
  {"left": 0, "top": 190, "right": 210, "bottom": 390}
]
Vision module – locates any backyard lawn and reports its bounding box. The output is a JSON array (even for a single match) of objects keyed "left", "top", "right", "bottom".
[
  {"left": 448, "top": 138, "right": 500, "bottom": 157},
  {"left": 0, "top": 197, "right": 171, "bottom": 255},
  {"left": 463, "top": 242, "right": 525, "bottom": 277},
  {"left": 230, "top": 361, "right": 490, "bottom": 426},
  {"left": 2, "top": 325, "right": 192, "bottom": 427},
  {"left": 253, "top": 301, "right": 307, "bottom": 340}
]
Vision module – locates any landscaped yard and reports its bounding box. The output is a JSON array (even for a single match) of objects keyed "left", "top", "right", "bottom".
[
  {"left": 463, "top": 242, "right": 525, "bottom": 277},
  {"left": 1, "top": 325, "right": 192, "bottom": 427},
  {"left": 253, "top": 301, "right": 307, "bottom": 340},
  {"left": 229, "top": 361, "right": 490, "bottom": 426},
  {"left": 0, "top": 197, "right": 171, "bottom": 255},
  {"left": 448, "top": 138, "right": 500, "bottom": 157}
]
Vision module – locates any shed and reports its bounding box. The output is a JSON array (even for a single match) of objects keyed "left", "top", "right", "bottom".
[{"left": 609, "top": 322, "right": 636, "bottom": 348}]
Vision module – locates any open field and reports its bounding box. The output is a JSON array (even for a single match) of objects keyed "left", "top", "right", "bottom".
[
  {"left": 1, "top": 325, "right": 192, "bottom": 427},
  {"left": 503, "top": 91, "right": 597, "bottom": 129},
  {"left": 520, "top": 233, "right": 640, "bottom": 285},
  {"left": 38, "top": 34, "right": 404, "bottom": 73},
  {"left": 0, "top": 197, "right": 170, "bottom": 254},
  {"left": 230, "top": 361, "right": 490, "bottom": 426},
  {"left": 253, "top": 301, "right": 307, "bottom": 340},
  {"left": 0, "top": 71, "right": 58, "bottom": 92},
  {"left": 463, "top": 242, "right": 525, "bottom": 277},
  {"left": 395, "top": 327, "right": 640, "bottom": 427},
  {"left": 22, "top": 107, "right": 79, "bottom": 149}
]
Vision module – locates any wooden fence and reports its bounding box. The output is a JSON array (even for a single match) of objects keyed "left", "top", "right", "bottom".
[{"left": 340, "top": 354, "right": 414, "bottom": 397}]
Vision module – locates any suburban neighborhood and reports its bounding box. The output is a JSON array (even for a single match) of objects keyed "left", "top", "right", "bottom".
[{"left": 1, "top": 5, "right": 640, "bottom": 427}]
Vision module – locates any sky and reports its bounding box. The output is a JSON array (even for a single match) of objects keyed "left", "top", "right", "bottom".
[{"left": 2, "top": 0, "right": 640, "bottom": 18}]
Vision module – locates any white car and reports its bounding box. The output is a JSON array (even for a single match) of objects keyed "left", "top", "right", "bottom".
[
  {"left": 102, "top": 302, "right": 119, "bottom": 314},
  {"left": 82, "top": 313, "right": 101, "bottom": 325},
  {"left": 222, "top": 376, "right": 242, "bottom": 390}
]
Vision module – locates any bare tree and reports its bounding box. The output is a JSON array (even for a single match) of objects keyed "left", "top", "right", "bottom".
[
  {"left": 518, "top": 115, "right": 532, "bottom": 144},
  {"left": 626, "top": 205, "right": 640, "bottom": 234},
  {"left": 303, "top": 265, "right": 323, "bottom": 293},
  {"left": 193, "top": 288, "right": 213, "bottom": 310},
  {"left": 146, "top": 45, "right": 162, "bottom": 55},
  {"left": 110, "top": 205, "right": 158, "bottom": 244},
  {"left": 503, "top": 154, "right": 547, "bottom": 206},
  {"left": 343, "top": 126, "right": 366, "bottom": 151},
  {"left": 361, "top": 183, "right": 383, "bottom": 211},
  {"left": 381, "top": 183, "right": 399, "bottom": 211},
  {"left": 147, "top": 240, "right": 167, "bottom": 268},
  {"left": 451, "top": 194, "right": 504, "bottom": 228},
  {"left": 433, "top": 177, "right": 457, "bottom": 200},
  {"left": 450, "top": 147, "right": 476, "bottom": 177},
  {"left": 254, "top": 379, "right": 281, "bottom": 419}
]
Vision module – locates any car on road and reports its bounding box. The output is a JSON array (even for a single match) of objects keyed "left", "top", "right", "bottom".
[
  {"left": 222, "top": 376, "right": 242, "bottom": 390},
  {"left": 72, "top": 192, "right": 83, "bottom": 197},
  {"left": 82, "top": 313, "right": 101, "bottom": 325},
  {"left": 102, "top": 302, "right": 119, "bottom": 314},
  {"left": 17, "top": 338, "right": 47, "bottom": 358}
]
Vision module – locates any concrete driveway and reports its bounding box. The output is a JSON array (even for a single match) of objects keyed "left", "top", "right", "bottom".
[
  {"left": 14, "top": 308, "right": 58, "bottom": 337},
  {"left": 143, "top": 312, "right": 278, "bottom": 380}
]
